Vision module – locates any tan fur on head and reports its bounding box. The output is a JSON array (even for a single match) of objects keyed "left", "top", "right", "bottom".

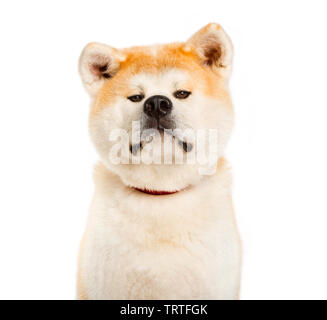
[{"left": 79, "top": 23, "right": 233, "bottom": 99}]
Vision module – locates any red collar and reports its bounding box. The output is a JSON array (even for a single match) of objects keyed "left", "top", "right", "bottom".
[{"left": 134, "top": 187, "right": 180, "bottom": 195}]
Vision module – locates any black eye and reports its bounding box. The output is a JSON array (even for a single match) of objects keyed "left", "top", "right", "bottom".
[
  {"left": 174, "top": 90, "right": 191, "bottom": 99},
  {"left": 127, "top": 94, "right": 144, "bottom": 102}
]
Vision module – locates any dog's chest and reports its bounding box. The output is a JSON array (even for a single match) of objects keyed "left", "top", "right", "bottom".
[{"left": 80, "top": 192, "right": 241, "bottom": 299}]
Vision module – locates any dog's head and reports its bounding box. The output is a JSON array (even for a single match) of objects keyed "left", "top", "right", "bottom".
[{"left": 79, "top": 23, "right": 234, "bottom": 192}]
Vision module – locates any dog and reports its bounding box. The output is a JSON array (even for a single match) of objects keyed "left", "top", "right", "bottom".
[{"left": 77, "top": 23, "right": 241, "bottom": 300}]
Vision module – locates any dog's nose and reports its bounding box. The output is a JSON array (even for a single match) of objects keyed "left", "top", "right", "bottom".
[{"left": 143, "top": 95, "right": 172, "bottom": 118}]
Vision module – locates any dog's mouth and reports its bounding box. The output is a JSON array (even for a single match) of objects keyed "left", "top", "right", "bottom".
[{"left": 129, "top": 128, "right": 193, "bottom": 155}]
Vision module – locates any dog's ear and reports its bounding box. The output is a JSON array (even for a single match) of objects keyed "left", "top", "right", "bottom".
[
  {"left": 186, "top": 23, "right": 233, "bottom": 79},
  {"left": 79, "top": 42, "right": 126, "bottom": 96}
]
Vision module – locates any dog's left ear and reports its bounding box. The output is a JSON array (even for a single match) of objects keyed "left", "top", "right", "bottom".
[{"left": 186, "top": 23, "right": 233, "bottom": 79}]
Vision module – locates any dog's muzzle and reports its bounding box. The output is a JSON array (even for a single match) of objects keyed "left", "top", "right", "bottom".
[{"left": 129, "top": 94, "right": 193, "bottom": 155}]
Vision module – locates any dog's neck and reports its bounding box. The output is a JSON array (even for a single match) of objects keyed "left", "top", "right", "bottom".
[
  {"left": 93, "top": 158, "right": 228, "bottom": 199},
  {"left": 130, "top": 160, "right": 227, "bottom": 196}
]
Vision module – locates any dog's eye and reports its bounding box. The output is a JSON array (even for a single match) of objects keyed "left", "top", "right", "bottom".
[
  {"left": 127, "top": 94, "right": 144, "bottom": 102},
  {"left": 173, "top": 90, "right": 191, "bottom": 99}
]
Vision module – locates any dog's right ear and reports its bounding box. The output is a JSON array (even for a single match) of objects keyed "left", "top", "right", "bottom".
[{"left": 79, "top": 42, "right": 126, "bottom": 96}]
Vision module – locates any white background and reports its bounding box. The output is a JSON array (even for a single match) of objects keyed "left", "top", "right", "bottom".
[{"left": 0, "top": 0, "right": 326, "bottom": 300}]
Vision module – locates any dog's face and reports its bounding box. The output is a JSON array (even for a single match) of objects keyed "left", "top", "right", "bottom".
[{"left": 79, "top": 23, "right": 234, "bottom": 191}]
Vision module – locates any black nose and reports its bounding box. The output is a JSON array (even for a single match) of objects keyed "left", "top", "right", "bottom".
[{"left": 143, "top": 95, "right": 172, "bottom": 118}]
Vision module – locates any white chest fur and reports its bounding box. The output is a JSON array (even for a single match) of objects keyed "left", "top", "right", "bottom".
[{"left": 78, "top": 162, "right": 241, "bottom": 300}]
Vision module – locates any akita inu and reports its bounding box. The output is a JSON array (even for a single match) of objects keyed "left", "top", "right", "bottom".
[{"left": 78, "top": 23, "right": 241, "bottom": 300}]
